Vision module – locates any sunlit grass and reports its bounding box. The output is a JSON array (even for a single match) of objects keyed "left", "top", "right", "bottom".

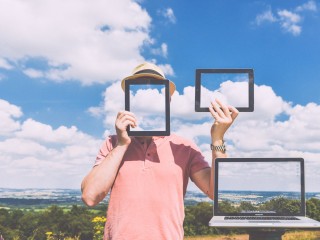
[{"left": 184, "top": 231, "right": 320, "bottom": 240}]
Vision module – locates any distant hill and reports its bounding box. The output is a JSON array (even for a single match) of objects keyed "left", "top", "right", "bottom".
[
  {"left": 0, "top": 188, "right": 211, "bottom": 209},
  {"left": 1, "top": 188, "right": 319, "bottom": 209}
]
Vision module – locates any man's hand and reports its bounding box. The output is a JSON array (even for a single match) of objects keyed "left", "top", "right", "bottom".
[
  {"left": 209, "top": 99, "right": 239, "bottom": 142},
  {"left": 115, "top": 111, "right": 137, "bottom": 146}
]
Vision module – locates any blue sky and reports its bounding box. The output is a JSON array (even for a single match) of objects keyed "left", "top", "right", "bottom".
[{"left": 0, "top": 0, "right": 320, "bottom": 192}]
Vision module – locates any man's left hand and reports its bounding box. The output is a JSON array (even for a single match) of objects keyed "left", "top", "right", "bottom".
[{"left": 209, "top": 98, "right": 239, "bottom": 142}]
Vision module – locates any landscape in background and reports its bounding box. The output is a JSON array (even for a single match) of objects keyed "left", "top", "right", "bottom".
[
  {"left": 1, "top": 188, "right": 320, "bottom": 239},
  {"left": 1, "top": 188, "right": 319, "bottom": 210},
  {"left": 217, "top": 190, "right": 320, "bottom": 215}
]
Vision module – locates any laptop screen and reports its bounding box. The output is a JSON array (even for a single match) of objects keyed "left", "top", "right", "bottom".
[{"left": 214, "top": 158, "right": 305, "bottom": 216}]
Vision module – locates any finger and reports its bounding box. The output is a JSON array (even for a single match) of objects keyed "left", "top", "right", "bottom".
[
  {"left": 209, "top": 105, "right": 222, "bottom": 122},
  {"left": 116, "top": 121, "right": 136, "bottom": 132},
  {"left": 117, "top": 111, "right": 124, "bottom": 118},
  {"left": 228, "top": 105, "right": 239, "bottom": 120},
  {"left": 117, "top": 110, "right": 135, "bottom": 117},
  {"left": 122, "top": 119, "right": 137, "bottom": 128},
  {"left": 215, "top": 98, "right": 231, "bottom": 119},
  {"left": 118, "top": 115, "right": 137, "bottom": 127},
  {"left": 118, "top": 111, "right": 136, "bottom": 122},
  {"left": 117, "top": 110, "right": 128, "bottom": 119},
  {"left": 117, "top": 110, "right": 135, "bottom": 119},
  {"left": 211, "top": 100, "right": 225, "bottom": 118}
]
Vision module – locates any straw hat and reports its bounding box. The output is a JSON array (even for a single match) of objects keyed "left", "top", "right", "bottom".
[{"left": 121, "top": 62, "right": 176, "bottom": 96}]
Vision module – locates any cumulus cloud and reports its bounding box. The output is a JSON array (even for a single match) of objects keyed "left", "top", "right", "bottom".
[
  {"left": 1, "top": 77, "right": 320, "bottom": 191},
  {"left": 91, "top": 81, "right": 320, "bottom": 192},
  {"left": 0, "top": 0, "right": 174, "bottom": 85},
  {"left": 0, "top": 99, "right": 101, "bottom": 188},
  {"left": 254, "top": 1, "right": 317, "bottom": 36},
  {"left": 0, "top": 99, "right": 22, "bottom": 135}
]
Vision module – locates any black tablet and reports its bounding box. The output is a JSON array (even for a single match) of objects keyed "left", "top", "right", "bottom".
[
  {"left": 125, "top": 78, "right": 170, "bottom": 136},
  {"left": 195, "top": 69, "right": 254, "bottom": 112}
]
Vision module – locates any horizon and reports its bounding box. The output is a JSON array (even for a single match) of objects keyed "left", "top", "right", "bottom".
[{"left": 1, "top": 188, "right": 320, "bottom": 193}]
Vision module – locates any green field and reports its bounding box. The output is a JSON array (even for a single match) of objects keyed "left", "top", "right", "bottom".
[{"left": 1, "top": 198, "right": 320, "bottom": 240}]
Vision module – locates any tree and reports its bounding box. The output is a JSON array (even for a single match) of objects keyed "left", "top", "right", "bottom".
[
  {"left": 307, "top": 198, "right": 320, "bottom": 221},
  {"left": 239, "top": 201, "right": 256, "bottom": 212},
  {"left": 63, "top": 205, "right": 95, "bottom": 240},
  {"left": 18, "top": 211, "right": 41, "bottom": 239},
  {"left": 0, "top": 209, "right": 9, "bottom": 227},
  {"left": 184, "top": 202, "right": 220, "bottom": 236},
  {"left": 218, "top": 200, "right": 238, "bottom": 214},
  {"left": 260, "top": 197, "right": 300, "bottom": 215}
]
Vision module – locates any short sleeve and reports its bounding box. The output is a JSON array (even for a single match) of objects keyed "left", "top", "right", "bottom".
[
  {"left": 94, "top": 135, "right": 118, "bottom": 167},
  {"left": 188, "top": 141, "right": 210, "bottom": 176}
]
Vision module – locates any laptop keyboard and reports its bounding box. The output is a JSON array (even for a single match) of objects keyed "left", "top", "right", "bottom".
[{"left": 225, "top": 216, "right": 299, "bottom": 220}]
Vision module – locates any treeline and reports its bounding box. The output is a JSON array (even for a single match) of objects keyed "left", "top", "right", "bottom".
[
  {"left": 218, "top": 196, "right": 301, "bottom": 215},
  {"left": 0, "top": 198, "right": 319, "bottom": 240}
]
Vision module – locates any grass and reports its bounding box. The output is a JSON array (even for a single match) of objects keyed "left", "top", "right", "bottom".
[
  {"left": 184, "top": 234, "right": 248, "bottom": 240},
  {"left": 283, "top": 230, "right": 320, "bottom": 240},
  {"left": 184, "top": 230, "right": 320, "bottom": 240}
]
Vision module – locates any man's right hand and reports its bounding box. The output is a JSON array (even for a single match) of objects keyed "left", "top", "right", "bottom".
[{"left": 115, "top": 111, "right": 137, "bottom": 146}]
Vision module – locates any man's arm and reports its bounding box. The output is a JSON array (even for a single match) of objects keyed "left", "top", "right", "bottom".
[
  {"left": 191, "top": 99, "right": 239, "bottom": 200},
  {"left": 81, "top": 144, "right": 129, "bottom": 206},
  {"left": 81, "top": 111, "right": 136, "bottom": 207}
]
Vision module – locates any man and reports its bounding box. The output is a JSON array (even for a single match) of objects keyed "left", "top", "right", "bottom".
[{"left": 81, "top": 62, "right": 239, "bottom": 239}]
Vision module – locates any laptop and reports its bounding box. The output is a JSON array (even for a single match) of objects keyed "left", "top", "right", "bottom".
[{"left": 209, "top": 158, "right": 320, "bottom": 228}]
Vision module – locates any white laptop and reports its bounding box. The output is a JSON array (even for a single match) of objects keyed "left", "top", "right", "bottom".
[{"left": 209, "top": 158, "right": 320, "bottom": 228}]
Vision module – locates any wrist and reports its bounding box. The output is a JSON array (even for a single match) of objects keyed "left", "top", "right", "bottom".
[
  {"left": 211, "top": 140, "right": 226, "bottom": 153},
  {"left": 117, "top": 139, "right": 131, "bottom": 148},
  {"left": 211, "top": 139, "right": 224, "bottom": 146}
]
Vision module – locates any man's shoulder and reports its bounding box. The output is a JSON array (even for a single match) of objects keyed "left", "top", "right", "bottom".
[{"left": 168, "top": 133, "right": 195, "bottom": 146}]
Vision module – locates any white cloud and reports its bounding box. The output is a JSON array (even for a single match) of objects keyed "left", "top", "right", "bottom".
[
  {"left": 255, "top": 8, "right": 277, "bottom": 25},
  {"left": 0, "top": 0, "right": 174, "bottom": 85},
  {"left": 277, "top": 10, "right": 302, "bottom": 36},
  {"left": 151, "top": 43, "right": 168, "bottom": 58},
  {"left": 296, "top": 0, "right": 317, "bottom": 12},
  {"left": 254, "top": 1, "right": 318, "bottom": 36},
  {"left": 0, "top": 57, "right": 13, "bottom": 70},
  {"left": 0, "top": 99, "right": 22, "bottom": 135},
  {"left": 0, "top": 138, "right": 49, "bottom": 156},
  {"left": 16, "top": 118, "right": 94, "bottom": 145},
  {"left": 2, "top": 80, "right": 320, "bottom": 191},
  {"left": 171, "top": 86, "right": 209, "bottom": 120},
  {"left": 162, "top": 8, "right": 176, "bottom": 24},
  {"left": 97, "top": 81, "right": 290, "bottom": 134},
  {"left": 159, "top": 63, "right": 175, "bottom": 77},
  {"left": 90, "top": 81, "right": 320, "bottom": 192},
  {"left": 0, "top": 99, "right": 102, "bottom": 188},
  {"left": 23, "top": 68, "right": 44, "bottom": 78}
]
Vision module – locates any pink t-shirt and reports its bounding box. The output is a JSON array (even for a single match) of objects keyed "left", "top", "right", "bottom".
[{"left": 95, "top": 134, "right": 210, "bottom": 240}]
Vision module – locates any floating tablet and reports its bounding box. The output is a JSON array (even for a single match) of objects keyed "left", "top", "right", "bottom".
[
  {"left": 125, "top": 78, "right": 170, "bottom": 136},
  {"left": 195, "top": 69, "right": 254, "bottom": 112}
]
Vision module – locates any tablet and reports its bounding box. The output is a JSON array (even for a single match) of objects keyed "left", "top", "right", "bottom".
[
  {"left": 195, "top": 69, "right": 254, "bottom": 112},
  {"left": 125, "top": 78, "right": 170, "bottom": 136}
]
